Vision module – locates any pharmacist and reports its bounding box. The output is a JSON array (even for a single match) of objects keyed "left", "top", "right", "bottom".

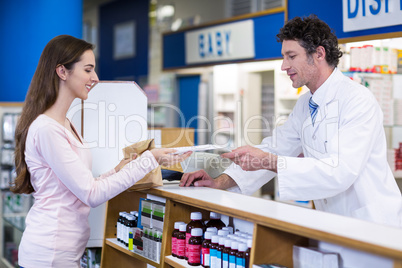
[{"left": 180, "top": 15, "right": 402, "bottom": 228}]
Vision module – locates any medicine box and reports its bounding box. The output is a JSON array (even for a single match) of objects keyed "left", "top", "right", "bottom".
[
  {"left": 151, "top": 201, "right": 165, "bottom": 231},
  {"left": 293, "top": 245, "right": 340, "bottom": 268},
  {"left": 140, "top": 199, "right": 153, "bottom": 228}
]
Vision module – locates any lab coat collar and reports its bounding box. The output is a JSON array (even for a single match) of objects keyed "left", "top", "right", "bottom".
[
  {"left": 310, "top": 67, "right": 339, "bottom": 107},
  {"left": 308, "top": 68, "right": 341, "bottom": 130}
]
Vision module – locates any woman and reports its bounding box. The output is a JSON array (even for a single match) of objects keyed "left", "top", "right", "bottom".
[{"left": 12, "top": 35, "right": 190, "bottom": 267}]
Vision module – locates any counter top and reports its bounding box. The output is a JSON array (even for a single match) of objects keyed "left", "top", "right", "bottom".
[{"left": 146, "top": 184, "right": 402, "bottom": 260}]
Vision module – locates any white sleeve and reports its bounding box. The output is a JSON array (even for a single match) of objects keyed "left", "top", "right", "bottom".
[
  {"left": 224, "top": 97, "right": 306, "bottom": 195},
  {"left": 35, "top": 125, "right": 158, "bottom": 207}
]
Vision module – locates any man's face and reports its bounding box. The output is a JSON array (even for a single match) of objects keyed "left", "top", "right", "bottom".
[{"left": 281, "top": 40, "right": 319, "bottom": 91}]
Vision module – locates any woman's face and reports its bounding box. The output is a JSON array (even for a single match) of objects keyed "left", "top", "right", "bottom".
[{"left": 65, "top": 50, "right": 99, "bottom": 100}]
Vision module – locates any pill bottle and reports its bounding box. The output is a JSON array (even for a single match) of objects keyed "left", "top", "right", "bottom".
[
  {"left": 216, "top": 236, "right": 226, "bottom": 268},
  {"left": 217, "top": 229, "right": 229, "bottom": 237},
  {"left": 236, "top": 243, "right": 247, "bottom": 268},
  {"left": 245, "top": 239, "right": 252, "bottom": 268},
  {"left": 117, "top": 212, "right": 124, "bottom": 243},
  {"left": 210, "top": 235, "right": 220, "bottom": 268},
  {"left": 206, "top": 212, "right": 226, "bottom": 230},
  {"left": 188, "top": 228, "right": 203, "bottom": 266},
  {"left": 222, "top": 239, "right": 232, "bottom": 268},
  {"left": 206, "top": 227, "right": 218, "bottom": 234},
  {"left": 201, "top": 231, "right": 213, "bottom": 268},
  {"left": 186, "top": 212, "right": 205, "bottom": 259},
  {"left": 171, "top": 221, "right": 185, "bottom": 257},
  {"left": 177, "top": 224, "right": 187, "bottom": 259},
  {"left": 229, "top": 241, "right": 238, "bottom": 268},
  {"left": 222, "top": 226, "right": 233, "bottom": 235}
]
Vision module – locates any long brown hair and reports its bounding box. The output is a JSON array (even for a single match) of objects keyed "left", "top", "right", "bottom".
[{"left": 11, "top": 35, "right": 94, "bottom": 194}]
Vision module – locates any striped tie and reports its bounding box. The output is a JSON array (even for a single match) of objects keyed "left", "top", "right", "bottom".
[{"left": 309, "top": 97, "right": 318, "bottom": 126}]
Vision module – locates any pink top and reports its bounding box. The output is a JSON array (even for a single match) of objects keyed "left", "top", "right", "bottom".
[{"left": 18, "top": 114, "right": 158, "bottom": 267}]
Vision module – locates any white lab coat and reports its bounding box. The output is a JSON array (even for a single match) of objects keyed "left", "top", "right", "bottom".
[{"left": 225, "top": 68, "right": 402, "bottom": 227}]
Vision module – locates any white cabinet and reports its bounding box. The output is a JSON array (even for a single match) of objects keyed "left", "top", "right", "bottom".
[{"left": 68, "top": 81, "right": 148, "bottom": 248}]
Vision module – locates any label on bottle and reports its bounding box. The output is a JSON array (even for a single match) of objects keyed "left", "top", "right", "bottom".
[
  {"left": 216, "top": 250, "right": 222, "bottom": 268},
  {"left": 210, "top": 248, "right": 217, "bottom": 268},
  {"left": 188, "top": 244, "right": 202, "bottom": 264},
  {"left": 186, "top": 233, "right": 191, "bottom": 258},
  {"left": 172, "top": 237, "right": 177, "bottom": 255},
  {"left": 177, "top": 239, "right": 186, "bottom": 257},
  {"left": 222, "top": 253, "right": 229, "bottom": 268},
  {"left": 117, "top": 222, "right": 121, "bottom": 241},
  {"left": 202, "top": 247, "right": 210, "bottom": 266},
  {"left": 236, "top": 257, "right": 245, "bottom": 268},
  {"left": 229, "top": 255, "right": 236, "bottom": 268}
]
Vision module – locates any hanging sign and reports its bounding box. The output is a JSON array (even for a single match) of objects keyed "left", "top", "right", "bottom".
[
  {"left": 343, "top": 0, "right": 402, "bottom": 32},
  {"left": 185, "top": 20, "right": 255, "bottom": 64}
]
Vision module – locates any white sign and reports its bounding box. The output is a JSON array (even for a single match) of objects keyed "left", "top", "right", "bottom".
[
  {"left": 343, "top": 0, "right": 402, "bottom": 32},
  {"left": 185, "top": 20, "right": 255, "bottom": 64}
]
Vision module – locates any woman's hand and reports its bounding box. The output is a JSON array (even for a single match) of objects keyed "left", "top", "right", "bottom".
[
  {"left": 114, "top": 153, "right": 138, "bottom": 172},
  {"left": 150, "top": 148, "right": 192, "bottom": 167}
]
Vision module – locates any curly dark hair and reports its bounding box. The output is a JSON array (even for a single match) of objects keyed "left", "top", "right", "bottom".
[{"left": 276, "top": 14, "right": 343, "bottom": 67}]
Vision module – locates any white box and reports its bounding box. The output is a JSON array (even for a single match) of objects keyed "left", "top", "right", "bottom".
[{"left": 293, "top": 246, "right": 340, "bottom": 268}]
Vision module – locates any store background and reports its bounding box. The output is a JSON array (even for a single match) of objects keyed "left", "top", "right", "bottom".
[{"left": 0, "top": 0, "right": 401, "bottom": 267}]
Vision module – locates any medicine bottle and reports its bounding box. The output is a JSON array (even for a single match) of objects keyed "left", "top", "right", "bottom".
[
  {"left": 217, "top": 229, "right": 229, "bottom": 237},
  {"left": 216, "top": 236, "right": 226, "bottom": 268},
  {"left": 187, "top": 228, "right": 203, "bottom": 266},
  {"left": 206, "top": 212, "right": 226, "bottom": 230},
  {"left": 177, "top": 224, "right": 187, "bottom": 259},
  {"left": 206, "top": 227, "right": 218, "bottom": 234},
  {"left": 130, "top": 211, "right": 138, "bottom": 227},
  {"left": 122, "top": 213, "right": 129, "bottom": 246},
  {"left": 201, "top": 231, "right": 213, "bottom": 268},
  {"left": 172, "top": 221, "right": 185, "bottom": 257},
  {"left": 245, "top": 239, "right": 252, "bottom": 268},
  {"left": 222, "top": 226, "right": 233, "bottom": 235},
  {"left": 117, "top": 212, "right": 124, "bottom": 243},
  {"left": 229, "top": 241, "right": 238, "bottom": 268},
  {"left": 186, "top": 212, "right": 205, "bottom": 260},
  {"left": 236, "top": 243, "right": 247, "bottom": 268},
  {"left": 209, "top": 235, "right": 220, "bottom": 268},
  {"left": 127, "top": 215, "right": 135, "bottom": 247},
  {"left": 222, "top": 239, "right": 232, "bottom": 268}
]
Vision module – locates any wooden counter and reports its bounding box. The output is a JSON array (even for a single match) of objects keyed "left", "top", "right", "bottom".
[{"left": 101, "top": 184, "right": 402, "bottom": 268}]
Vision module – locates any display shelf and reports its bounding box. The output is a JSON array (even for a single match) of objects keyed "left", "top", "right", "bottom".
[
  {"left": 105, "top": 238, "right": 160, "bottom": 267},
  {"left": 101, "top": 185, "right": 402, "bottom": 268},
  {"left": 164, "top": 255, "right": 192, "bottom": 268},
  {"left": 394, "top": 170, "right": 402, "bottom": 179}
]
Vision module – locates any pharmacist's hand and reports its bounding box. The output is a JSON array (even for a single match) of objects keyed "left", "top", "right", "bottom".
[
  {"left": 150, "top": 148, "right": 192, "bottom": 167},
  {"left": 221, "top": 145, "right": 278, "bottom": 172},
  {"left": 114, "top": 154, "right": 138, "bottom": 172},
  {"left": 180, "top": 169, "right": 216, "bottom": 188}
]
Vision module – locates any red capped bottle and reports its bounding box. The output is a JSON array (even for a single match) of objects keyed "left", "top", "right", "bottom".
[
  {"left": 177, "top": 224, "right": 187, "bottom": 259},
  {"left": 186, "top": 212, "right": 205, "bottom": 260},
  {"left": 187, "top": 228, "right": 203, "bottom": 266},
  {"left": 171, "top": 221, "right": 185, "bottom": 257}
]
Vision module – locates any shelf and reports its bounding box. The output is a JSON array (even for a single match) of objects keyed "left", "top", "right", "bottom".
[
  {"left": 3, "top": 216, "right": 25, "bottom": 233},
  {"left": 164, "top": 255, "right": 192, "bottom": 268},
  {"left": 277, "top": 95, "right": 300, "bottom": 100},
  {"left": 105, "top": 238, "right": 160, "bottom": 267}
]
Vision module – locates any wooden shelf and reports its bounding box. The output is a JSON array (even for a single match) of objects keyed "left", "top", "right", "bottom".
[
  {"left": 394, "top": 170, "right": 402, "bottom": 179},
  {"left": 164, "top": 255, "right": 192, "bottom": 268},
  {"left": 105, "top": 238, "right": 160, "bottom": 267}
]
